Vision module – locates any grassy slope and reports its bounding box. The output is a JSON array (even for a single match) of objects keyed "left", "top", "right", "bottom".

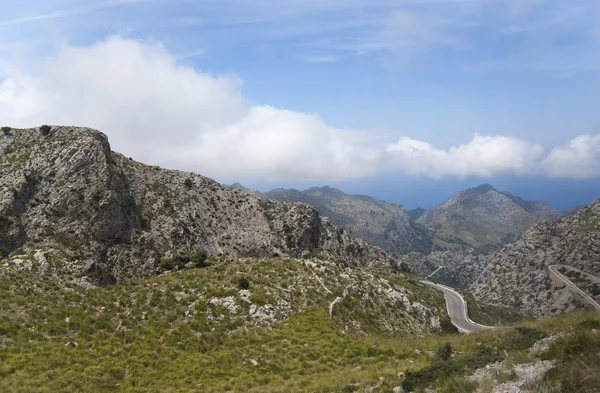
[
  {"left": 462, "top": 292, "right": 526, "bottom": 326},
  {"left": 0, "top": 257, "right": 598, "bottom": 393}
]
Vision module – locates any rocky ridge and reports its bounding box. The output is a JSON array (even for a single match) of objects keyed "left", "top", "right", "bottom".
[
  {"left": 472, "top": 197, "right": 600, "bottom": 316},
  {"left": 0, "top": 126, "right": 394, "bottom": 286},
  {"left": 397, "top": 251, "right": 489, "bottom": 290},
  {"left": 264, "top": 186, "right": 434, "bottom": 255},
  {"left": 417, "top": 184, "right": 565, "bottom": 252}
]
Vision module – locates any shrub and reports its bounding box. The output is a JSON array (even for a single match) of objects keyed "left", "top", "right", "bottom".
[
  {"left": 190, "top": 250, "right": 208, "bottom": 267},
  {"left": 1, "top": 126, "right": 11, "bottom": 135},
  {"left": 500, "top": 327, "right": 546, "bottom": 351},
  {"left": 184, "top": 178, "right": 194, "bottom": 188},
  {"left": 440, "top": 319, "right": 459, "bottom": 334},
  {"left": 40, "top": 125, "right": 52, "bottom": 136},
  {"left": 172, "top": 254, "right": 190, "bottom": 269},
  {"left": 238, "top": 277, "right": 250, "bottom": 290},
  {"left": 158, "top": 257, "right": 174, "bottom": 271},
  {"left": 436, "top": 342, "right": 452, "bottom": 361}
]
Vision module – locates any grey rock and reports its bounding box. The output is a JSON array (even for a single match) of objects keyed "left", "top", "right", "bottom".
[
  {"left": 264, "top": 186, "right": 434, "bottom": 255},
  {"left": 0, "top": 127, "right": 395, "bottom": 285},
  {"left": 417, "top": 184, "right": 565, "bottom": 252},
  {"left": 473, "top": 197, "right": 600, "bottom": 316}
]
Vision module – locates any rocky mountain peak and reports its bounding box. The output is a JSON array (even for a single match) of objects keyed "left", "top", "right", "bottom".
[
  {"left": 1, "top": 126, "right": 395, "bottom": 286},
  {"left": 417, "top": 183, "right": 564, "bottom": 251}
]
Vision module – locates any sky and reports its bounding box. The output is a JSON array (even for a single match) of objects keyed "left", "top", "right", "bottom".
[{"left": 1, "top": 0, "right": 599, "bottom": 209}]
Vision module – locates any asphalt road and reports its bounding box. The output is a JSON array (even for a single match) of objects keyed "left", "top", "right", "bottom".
[
  {"left": 548, "top": 265, "right": 600, "bottom": 311},
  {"left": 422, "top": 281, "right": 488, "bottom": 334}
]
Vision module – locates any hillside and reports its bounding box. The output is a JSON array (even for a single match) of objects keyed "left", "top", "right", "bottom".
[
  {"left": 417, "top": 184, "right": 564, "bottom": 252},
  {"left": 473, "top": 197, "right": 600, "bottom": 316},
  {"left": 397, "top": 251, "right": 490, "bottom": 290},
  {"left": 265, "top": 186, "right": 434, "bottom": 255},
  {"left": 0, "top": 126, "right": 394, "bottom": 286},
  {"left": 1, "top": 255, "right": 598, "bottom": 392}
]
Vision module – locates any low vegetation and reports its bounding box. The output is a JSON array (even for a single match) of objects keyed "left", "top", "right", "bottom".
[
  {"left": 0, "top": 255, "right": 598, "bottom": 392},
  {"left": 463, "top": 292, "right": 526, "bottom": 326}
]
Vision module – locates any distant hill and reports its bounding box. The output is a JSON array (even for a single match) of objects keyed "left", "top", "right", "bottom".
[
  {"left": 229, "top": 183, "right": 567, "bottom": 258},
  {"left": 264, "top": 186, "right": 434, "bottom": 255},
  {"left": 417, "top": 184, "right": 565, "bottom": 253},
  {"left": 406, "top": 208, "right": 426, "bottom": 220}
]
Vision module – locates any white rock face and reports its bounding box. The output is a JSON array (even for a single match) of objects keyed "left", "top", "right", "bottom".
[{"left": 0, "top": 126, "right": 395, "bottom": 285}]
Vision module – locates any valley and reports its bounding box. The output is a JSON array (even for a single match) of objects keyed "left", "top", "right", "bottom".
[{"left": 1, "top": 126, "right": 599, "bottom": 393}]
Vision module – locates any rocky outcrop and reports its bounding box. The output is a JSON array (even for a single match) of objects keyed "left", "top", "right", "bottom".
[
  {"left": 0, "top": 126, "right": 394, "bottom": 285},
  {"left": 264, "top": 186, "right": 434, "bottom": 255},
  {"left": 472, "top": 198, "right": 600, "bottom": 316},
  {"left": 417, "top": 184, "right": 565, "bottom": 252},
  {"left": 397, "top": 251, "right": 489, "bottom": 290}
]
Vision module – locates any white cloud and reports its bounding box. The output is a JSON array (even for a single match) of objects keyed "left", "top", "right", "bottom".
[
  {"left": 386, "top": 135, "right": 545, "bottom": 178},
  {"left": 0, "top": 36, "right": 599, "bottom": 181},
  {"left": 541, "top": 135, "right": 600, "bottom": 178}
]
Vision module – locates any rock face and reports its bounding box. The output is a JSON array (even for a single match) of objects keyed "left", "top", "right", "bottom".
[
  {"left": 472, "top": 198, "right": 600, "bottom": 316},
  {"left": 397, "top": 251, "right": 489, "bottom": 290},
  {"left": 417, "top": 184, "right": 564, "bottom": 252},
  {"left": 0, "top": 127, "right": 394, "bottom": 285},
  {"left": 265, "top": 186, "right": 434, "bottom": 255}
]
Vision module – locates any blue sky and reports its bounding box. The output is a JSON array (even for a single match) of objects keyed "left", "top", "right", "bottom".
[{"left": 1, "top": 0, "right": 599, "bottom": 209}]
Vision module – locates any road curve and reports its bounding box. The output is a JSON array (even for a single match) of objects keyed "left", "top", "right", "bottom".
[
  {"left": 422, "top": 280, "right": 489, "bottom": 334},
  {"left": 548, "top": 265, "right": 600, "bottom": 311}
]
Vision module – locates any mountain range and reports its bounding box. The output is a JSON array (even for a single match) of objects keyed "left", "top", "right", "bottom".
[
  {"left": 1, "top": 126, "right": 600, "bottom": 392},
  {"left": 233, "top": 182, "right": 568, "bottom": 257}
]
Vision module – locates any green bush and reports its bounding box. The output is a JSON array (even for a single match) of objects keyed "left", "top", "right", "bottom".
[
  {"left": 158, "top": 257, "right": 174, "bottom": 271},
  {"left": 440, "top": 319, "right": 459, "bottom": 334},
  {"left": 1, "top": 126, "right": 11, "bottom": 135},
  {"left": 500, "top": 327, "right": 546, "bottom": 351},
  {"left": 40, "top": 125, "right": 52, "bottom": 136},
  {"left": 402, "top": 346, "right": 503, "bottom": 391},
  {"left": 238, "top": 277, "right": 250, "bottom": 290},
  {"left": 436, "top": 342, "right": 452, "bottom": 361},
  {"left": 184, "top": 178, "right": 194, "bottom": 188},
  {"left": 190, "top": 250, "right": 208, "bottom": 267},
  {"left": 541, "top": 328, "right": 600, "bottom": 393}
]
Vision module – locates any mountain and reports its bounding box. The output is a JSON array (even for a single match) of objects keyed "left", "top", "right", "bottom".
[
  {"left": 264, "top": 186, "right": 434, "bottom": 255},
  {"left": 472, "top": 197, "right": 600, "bottom": 316},
  {"left": 406, "top": 207, "right": 426, "bottom": 220},
  {"left": 417, "top": 183, "right": 565, "bottom": 252},
  {"left": 0, "top": 126, "right": 395, "bottom": 286},
  {"left": 2, "top": 127, "right": 599, "bottom": 393}
]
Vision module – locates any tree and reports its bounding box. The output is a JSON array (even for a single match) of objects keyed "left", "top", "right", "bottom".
[
  {"left": 1, "top": 126, "right": 11, "bottom": 135},
  {"left": 40, "top": 125, "right": 52, "bottom": 136}
]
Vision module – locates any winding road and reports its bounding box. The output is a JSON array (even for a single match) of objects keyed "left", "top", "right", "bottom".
[
  {"left": 422, "top": 280, "right": 489, "bottom": 334},
  {"left": 548, "top": 265, "right": 600, "bottom": 311},
  {"left": 424, "top": 264, "right": 600, "bottom": 334}
]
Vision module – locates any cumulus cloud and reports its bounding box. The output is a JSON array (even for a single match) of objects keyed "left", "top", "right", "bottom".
[
  {"left": 0, "top": 36, "right": 598, "bottom": 181},
  {"left": 387, "top": 135, "right": 545, "bottom": 179},
  {"left": 541, "top": 135, "right": 600, "bottom": 178}
]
